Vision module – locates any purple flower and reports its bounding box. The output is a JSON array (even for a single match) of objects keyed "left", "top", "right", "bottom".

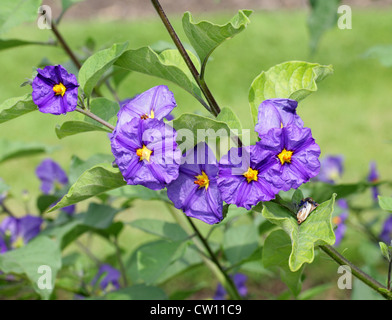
[
  {"left": 32, "top": 65, "right": 79, "bottom": 115},
  {"left": 167, "top": 142, "right": 223, "bottom": 225},
  {"left": 36, "top": 158, "right": 69, "bottom": 194},
  {"left": 218, "top": 144, "right": 280, "bottom": 210},
  {"left": 111, "top": 117, "right": 181, "bottom": 190},
  {"left": 116, "top": 85, "right": 176, "bottom": 129},
  {"left": 258, "top": 125, "right": 321, "bottom": 192},
  {"left": 91, "top": 264, "right": 121, "bottom": 292},
  {"left": 368, "top": 161, "right": 380, "bottom": 201},
  {"left": 255, "top": 99, "right": 304, "bottom": 137},
  {"left": 317, "top": 155, "right": 344, "bottom": 184},
  {"left": 36, "top": 158, "right": 75, "bottom": 215},
  {"left": 214, "top": 273, "right": 248, "bottom": 300},
  {"left": 0, "top": 215, "right": 43, "bottom": 253},
  {"left": 332, "top": 199, "right": 349, "bottom": 246},
  {"left": 380, "top": 216, "right": 392, "bottom": 243}
]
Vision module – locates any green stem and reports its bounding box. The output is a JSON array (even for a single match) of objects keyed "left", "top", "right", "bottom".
[
  {"left": 388, "top": 259, "right": 392, "bottom": 291},
  {"left": 76, "top": 107, "right": 115, "bottom": 131},
  {"left": 165, "top": 204, "right": 242, "bottom": 300},
  {"left": 150, "top": 0, "right": 220, "bottom": 117},
  {"left": 150, "top": 0, "right": 243, "bottom": 149},
  {"left": 50, "top": 21, "right": 82, "bottom": 70},
  {"left": 320, "top": 244, "right": 392, "bottom": 300},
  {"left": 112, "top": 236, "right": 129, "bottom": 288}
]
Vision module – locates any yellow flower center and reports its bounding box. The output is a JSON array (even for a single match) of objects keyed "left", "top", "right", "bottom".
[
  {"left": 53, "top": 82, "right": 66, "bottom": 97},
  {"left": 140, "top": 109, "right": 155, "bottom": 120},
  {"left": 136, "top": 145, "right": 153, "bottom": 162},
  {"left": 277, "top": 148, "right": 293, "bottom": 165},
  {"left": 13, "top": 236, "right": 25, "bottom": 249},
  {"left": 243, "top": 167, "right": 258, "bottom": 183},
  {"left": 194, "top": 171, "right": 209, "bottom": 190}
]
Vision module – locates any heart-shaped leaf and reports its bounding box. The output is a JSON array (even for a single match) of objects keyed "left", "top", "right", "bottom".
[
  {"left": 262, "top": 194, "right": 336, "bottom": 271},
  {"left": 249, "top": 61, "right": 333, "bottom": 124},
  {"left": 182, "top": 10, "right": 252, "bottom": 76}
]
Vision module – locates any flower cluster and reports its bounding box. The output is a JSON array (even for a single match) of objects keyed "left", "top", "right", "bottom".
[
  {"left": 219, "top": 99, "right": 320, "bottom": 210},
  {"left": 112, "top": 94, "right": 320, "bottom": 224},
  {"left": 31, "top": 66, "right": 321, "bottom": 225}
]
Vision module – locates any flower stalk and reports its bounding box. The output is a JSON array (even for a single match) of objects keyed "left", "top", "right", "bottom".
[
  {"left": 76, "top": 107, "right": 115, "bottom": 131},
  {"left": 165, "top": 203, "right": 242, "bottom": 300},
  {"left": 320, "top": 244, "right": 392, "bottom": 300},
  {"left": 150, "top": 0, "right": 220, "bottom": 117}
]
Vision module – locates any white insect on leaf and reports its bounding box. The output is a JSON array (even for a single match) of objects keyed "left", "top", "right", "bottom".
[{"left": 296, "top": 197, "right": 319, "bottom": 224}]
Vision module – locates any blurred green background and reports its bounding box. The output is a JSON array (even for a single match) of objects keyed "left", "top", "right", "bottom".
[{"left": 0, "top": 1, "right": 391, "bottom": 299}]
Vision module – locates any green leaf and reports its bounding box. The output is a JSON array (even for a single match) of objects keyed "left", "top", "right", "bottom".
[
  {"left": 223, "top": 224, "right": 259, "bottom": 266},
  {"left": 379, "top": 242, "right": 391, "bottom": 262},
  {"left": 129, "top": 219, "right": 189, "bottom": 241},
  {"left": 68, "top": 154, "right": 114, "bottom": 185},
  {"left": 36, "top": 195, "right": 59, "bottom": 214},
  {"left": 0, "top": 39, "right": 42, "bottom": 51},
  {"left": 107, "top": 185, "right": 167, "bottom": 203},
  {"left": 182, "top": 10, "right": 252, "bottom": 75},
  {"left": 42, "top": 219, "right": 88, "bottom": 250},
  {"left": 0, "top": 94, "right": 37, "bottom": 124},
  {"left": 104, "top": 284, "right": 167, "bottom": 300},
  {"left": 43, "top": 204, "right": 119, "bottom": 248},
  {"left": 0, "top": 235, "right": 62, "bottom": 300},
  {"left": 249, "top": 61, "right": 333, "bottom": 123},
  {"left": 0, "top": 139, "right": 55, "bottom": 163},
  {"left": 262, "top": 194, "right": 336, "bottom": 272},
  {"left": 306, "top": 181, "right": 383, "bottom": 204},
  {"left": 115, "top": 48, "right": 206, "bottom": 107},
  {"left": 136, "top": 240, "right": 187, "bottom": 285},
  {"left": 0, "top": 0, "right": 42, "bottom": 35},
  {"left": 84, "top": 98, "right": 119, "bottom": 128},
  {"left": 215, "top": 106, "right": 242, "bottom": 132},
  {"left": 126, "top": 242, "right": 202, "bottom": 285},
  {"left": 363, "top": 45, "right": 392, "bottom": 68},
  {"left": 55, "top": 120, "right": 110, "bottom": 139},
  {"left": 47, "top": 163, "right": 126, "bottom": 212},
  {"left": 379, "top": 196, "right": 392, "bottom": 212},
  {"left": 263, "top": 230, "right": 304, "bottom": 296},
  {"left": 78, "top": 42, "right": 129, "bottom": 97},
  {"left": 61, "top": 0, "right": 84, "bottom": 12},
  {"left": 171, "top": 113, "right": 236, "bottom": 152},
  {"left": 82, "top": 203, "right": 119, "bottom": 230},
  {"left": 308, "top": 0, "right": 341, "bottom": 54}
]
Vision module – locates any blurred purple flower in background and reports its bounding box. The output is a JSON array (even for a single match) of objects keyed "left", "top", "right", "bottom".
[
  {"left": 36, "top": 158, "right": 69, "bottom": 194},
  {"left": 91, "top": 264, "right": 121, "bottom": 292},
  {"left": 255, "top": 99, "right": 304, "bottom": 137},
  {"left": 368, "top": 161, "right": 380, "bottom": 202},
  {"left": 380, "top": 216, "right": 392, "bottom": 243},
  {"left": 36, "top": 158, "right": 75, "bottom": 215},
  {"left": 167, "top": 142, "right": 223, "bottom": 225},
  {"left": 214, "top": 273, "right": 248, "bottom": 300},
  {"left": 0, "top": 215, "right": 43, "bottom": 253},
  {"left": 32, "top": 65, "right": 79, "bottom": 115},
  {"left": 317, "top": 155, "right": 344, "bottom": 184},
  {"left": 111, "top": 117, "right": 181, "bottom": 190},
  {"left": 332, "top": 199, "right": 349, "bottom": 246}
]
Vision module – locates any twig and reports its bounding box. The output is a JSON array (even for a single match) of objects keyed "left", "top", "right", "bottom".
[
  {"left": 320, "top": 244, "right": 392, "bottom": 300},
  {"left": 112, "top": 236, "right": 129, "bottom": 288},
  {"left": 76, "top": 107, "right": 115, "bottom": 131}
]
